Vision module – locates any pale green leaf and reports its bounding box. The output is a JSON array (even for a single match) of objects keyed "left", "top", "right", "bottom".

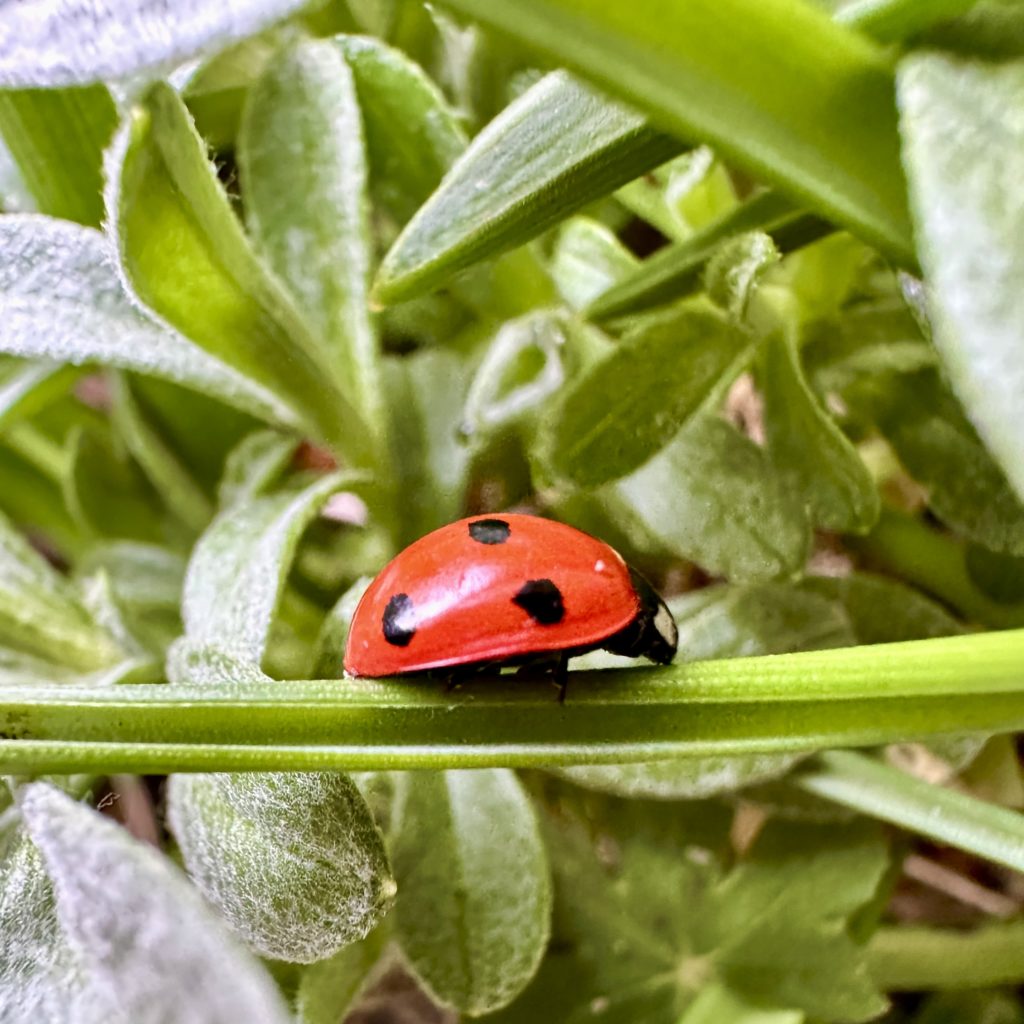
[
  {"left": 296, "top": 928, "right": 387, "bottom": 1024},
  {"left": 608, "top": 415, "right": 810, "bottom": 580},
  {"left": 392, "top": 769, "right": 551, "bottom": 1015},
  {"left": 112, "top": 84, "right": 371, "bottom": 460},
  {"left": 0, "top": 507, "right": 122, "bottom": 671},
  {"left": 0, "top": 85, "right": 116, "bottom": 227},
  {"left": 0, "top": 827, "right": 89, "bottom": 1023},
  {"left": 0, "top": 359, "right": 81, "bottom": 433},
  {"left": 705, "top": 231, "right": 780, "bottom": 321},
  {"left": 898, "top": 53, "right": 1024, "bottom": 502},
  {"left": 110, "top": 374, "right": 213, "bottom": 534},
  {"left": 19, "top": 783, "right": 291, "bottom": 1024},
  {"left": 550, "top": 217, "right": 638, "bottom": 311},
  {"left": 461, "top": 311, "right": 568, "bottom": 439},
  {"left": 536, "top": 305, "right": 755, "bottom": 488},
  {"left": 167, "top": 772, "right": 394, "bottom": 962},
  {"left": 240, "top": 38, "right": 386, "bottom": 450},
  {"left": 435, "top": 0, "right": 914, "bottom": 264},
  {"left": 0, "top": 214, "right": 300, "bottom": 427},
  {"left": 168, "top": 471, "right": 358, "bottom": 682},
  {"left": 313, "top": 577, "right": 372, "bottom": 680},
  {"left": 679, "top": 984, "right": 803, "bottom": 1024},
  {"left": 0, "top": 0, "right": 311, "bottom": 87},
  {"left": 386, "top": 349, "right": 473, "bottom": 545},
  {"left": 762, "top": 331, "right": 879, "bottom": 533},
  {"left": 217, "top": 430, "right": 299, "bottom": 510},
  {"left": 335, "top": 34, "right": 467, "bottom": 224},
  {"left": 373, "top": 70, "right": 679, "bottom": 304}
]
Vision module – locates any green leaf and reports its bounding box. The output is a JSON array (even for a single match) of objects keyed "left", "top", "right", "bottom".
[
  {"left": 167, "top": 772, "right": 394, "bottom": 962},
  {"left": 586, "top": 191, "right": 823, "bottom": 322},
  {"left": 617, "top": 148, "right": 738, "bottom": 243},
  {"left": 536, "top": 305, "right": 755, "bottom": 488},
  {"left": 386, "top": 349, "right": 474, "bottom": 545},
  {"left": 0, "top": 359, "right": 81, "bottom": 434},
  {"left": 898, "top": 53, "right": 1024, "bottom": 502},
  {"left": 110, "top": 374, "right": 213, "bottom": 534},
  {"left": 63, "top": 426, "right": 166, "bottom": 545},
  {"left": 836, "top": 0, "right": 986, "bottom": 43},
  {"left": 335, "top": 34, "right": 468, "bottom": 224},
  {"left": 0, "top": 85, "right": 116, "bottom": 226},
  {"left": 858, "top": 369, "right": 1024, "bottom": 555},
  {"left": 549, "top": 217, "right": 638, "bottom": 311},
  {"left": 799, "top": 573, "right": 963, "bottom": 643},
  {"left": 0, "top": 215, "right": 301, "bottom": 428},
  {"left": 239, "top": 38, "right": 387, "bottom": 451},
  {"left": 168, "top": 471, "right": 358, "bottom": 683},
  {"left": 113, "top": 84, "right": 371, "bottom": 460},
  {"left": 434, "top": 0, "right": 914, "bottom": 265},
  {"left": 762, "top": 331, "right": 879, "bottom": 533},
  {"left": 296, "top": 927, "right": 388, "bottom": 1024},
  {"left": 608, "top": 415, "right": 810, "bottom": 581},
  {"left": 18, "top": 783, "right": 291, "bottom": 1023},
  {"left": 678, "top": 984, "right": 802, "bottom": 1024},
  {"left": 798, "top": 749, "right": 1024, "bottom": 874},
  {"left": 0, "top": 508, "right": 122, "bottom": 672},
  {"left": 710, "top": 819, "right": 889, "bottom": 1020},
  {"left": 461, "top": 311, "right": 569, "bottom": 440},
  {"left": 0, "top": 825, "right": 85, "bottom": 1022},
  {"left": 373, "top": 70, "right": 680, "bottom": 304},
  {"left": 391, "top": 769, "right": 552, "bottom": 1014},
  {"left": 0, "top": 0, "right": 311, "bottom": 87},
  {"left": 217, "top": 429, "right": 300, "bottom": 509},
  {"left": 704, "top": 231, "right": 781, "bottom": 321},
  {"left": 313, "top": 577, "right": 372, "bottom": 680}
]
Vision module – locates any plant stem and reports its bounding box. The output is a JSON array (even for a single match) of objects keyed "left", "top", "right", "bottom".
[
  {"left": 2, "top": 422, "right": 68, "bottom": 483},
  {"left": 796, "top": 750, "right": 1024, "bottom": 873},
  {"left": 2, "top": 630, "right": 1024, "bottom": 773},
  {"left": 867, "top": 920, "right": 1024, "bottom": 990}
]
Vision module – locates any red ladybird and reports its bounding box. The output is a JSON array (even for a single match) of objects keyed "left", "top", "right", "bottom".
[{"left": 343, "top": 514, "right": 677, "bottom": 679}]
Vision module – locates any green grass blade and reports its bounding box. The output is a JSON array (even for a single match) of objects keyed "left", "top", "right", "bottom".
[
  {"left": 372, "top": 70, "right": 680, "bottom": 304},
  {"left": 0, "top": 85, "right": 116, "bottom": 226},
  {"left": 434, "top": 0, "right": 915, "bottom": 266},
  {"left": 1, "top": 630, "right": 1024, "bottom": 772},
  {"left": 797, "top": 749, "right": 1024, "bottom": 873}
]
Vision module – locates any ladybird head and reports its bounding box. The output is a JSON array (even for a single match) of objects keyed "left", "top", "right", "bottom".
[{"left": 602, "top": 568, "right": 677, "bottom": 665}]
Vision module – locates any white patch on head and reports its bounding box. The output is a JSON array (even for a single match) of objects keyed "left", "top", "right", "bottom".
[
  {"left": 594, "top": 559, "right": 606, "bottom": 572},
  {"left": 654, "top": 602, "right": 677, "bottom": 651}
]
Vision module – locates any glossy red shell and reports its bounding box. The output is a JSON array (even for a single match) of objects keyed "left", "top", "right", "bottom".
[{"left": 343, "top": 514, "right": 642, "bottom": 677}]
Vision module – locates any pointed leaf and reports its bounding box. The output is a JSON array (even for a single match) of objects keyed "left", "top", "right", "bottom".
[
  {"left": 392, "top": 770, "right": 552, "bottom": 1015},
  {"left": 112, "top": 84, "right": 371, "bottom": 460},
  {"left": 0, "top": 85, "right": 116, "bottom": 226},
  {"left": 335, "top": 34, "right": 467, "bottom": 224},
  {"left": 297, "top": 928, "right": 387, "bottom": 1024},
  {"left": 239, "top": 38, "right": 386, "bottom": 450},
  {"left": 434, "top": 0, "right": 914, "bottom": 264},
  {"left": 0, "top": 0, "right": 311, "bottom": 87},
  {"left": 0, "top": 508, "right": 122, "bottom": 671},
  {"left": 169, "top": 471, "right": 359, "bottom": 682},
  {"left": 762, "top": 331, "right": 879, "bottom": 533},
  {"left": 217, "top": 430, "right": 299, "bottom": 510},
  {"left": 19, "top": 783, "right": 291, "bottom": 1024},
  {"left": 0, "top": 215, "right": 301, "bottom": 427},
  {"left": 168, "top": 772, "right": 394, "bottom": 962},
  {"left": 608, "top": 415, "right": 810, "bottom": 580},
  {"left": 898, "top": 53, "right": 1024, "bottom": 501},
  {"left": 550, "top": 217, "right": 638, "bottom": 311},
  {"left": 536, "top": 305, "right": 755, "bottom": 488},
  {"left": 0, "top": 359, "right": 81, "bottom": 433},
  {"left": 373, "top": 71, "right": 680, "bottom": 304}
]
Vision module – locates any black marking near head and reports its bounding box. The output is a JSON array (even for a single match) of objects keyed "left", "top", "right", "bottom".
[
  {"left": 513, "top": 579, "right": 565, "bottom": 625},
  {"left": 382, "top": 593, "right": 416, "bottom": 647},
  {"left": 468, "top": 518, "right": 511, "bottom": 545}
]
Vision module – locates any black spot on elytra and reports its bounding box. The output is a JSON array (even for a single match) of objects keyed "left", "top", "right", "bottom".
[
  {"left": 468, "top": 518, "right": 511, "bottom": 545},
  {"left": 383, "top": 593, "right": 416, "bottom": 646},
  {"left": 513, "top": 579, "right": 565, "bottom": 625}
]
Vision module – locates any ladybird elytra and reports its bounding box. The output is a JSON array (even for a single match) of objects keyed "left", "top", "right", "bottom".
[{"left": 343, "top": 513, "right": 677, "bottom": 678}]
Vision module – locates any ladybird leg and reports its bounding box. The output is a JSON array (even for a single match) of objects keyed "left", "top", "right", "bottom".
[{"left": 555, "top": 653, "right": 569, "bottom": 704}]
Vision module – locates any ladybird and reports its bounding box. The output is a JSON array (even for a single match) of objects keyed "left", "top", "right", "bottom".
[{"left": 343, "top": 514, "right": 677, "bottom": 680}]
